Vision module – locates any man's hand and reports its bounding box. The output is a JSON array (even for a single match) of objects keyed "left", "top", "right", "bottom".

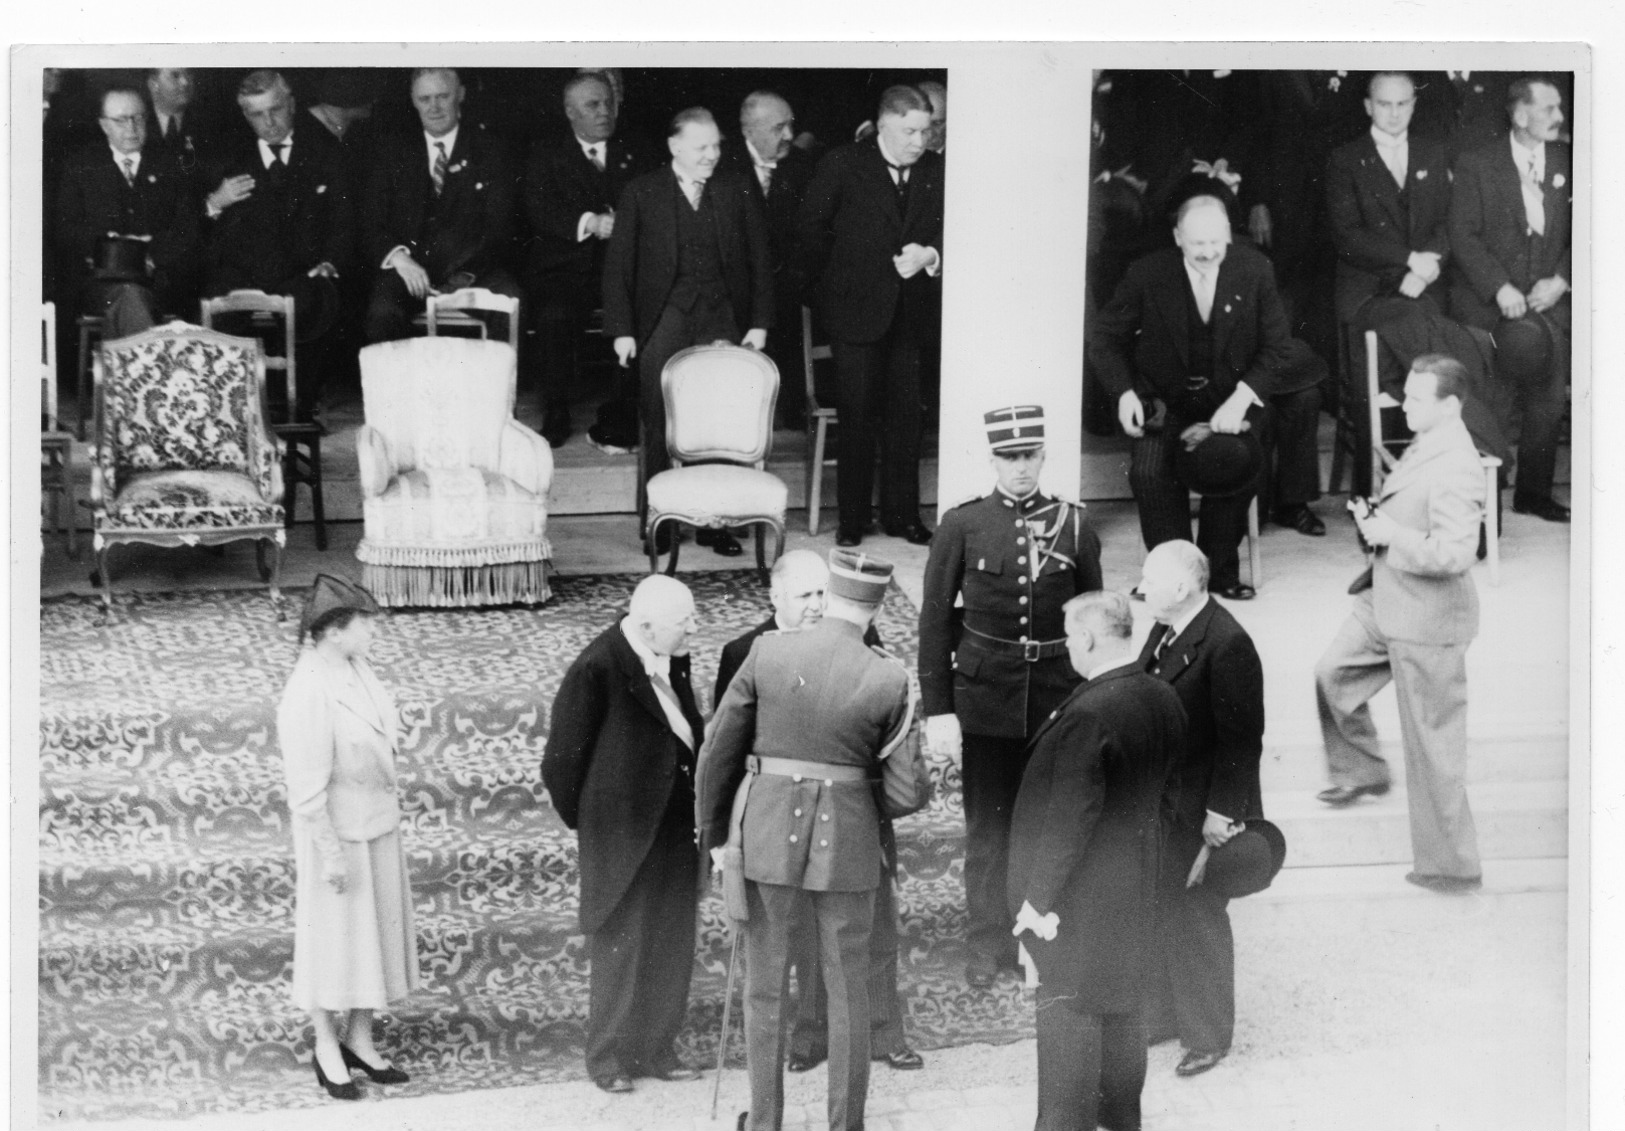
[
  {"left": 1118, "top": 390, "right": 1146, "bottom": 438},
  {"left": 1407, "top": 250, "right": 1442, "bottom": 284},
  {"left": 741, "top": 328, "right": 768, "bottom": 351},
  {"left": 1013, "top": 900, "right": 1059, "bottom": 942},
  {"left": 307, "top": 262, "right": 339, "bottom": 280},
  {"left": 1496, "top": 282, "right": 1529, "bottom": 319},
  {"left": 614, "top": 336, "right": 637, "bottom": 367},
  {"left": 1528, "top": 275, "right": 1569, "bottom": 313},
  {"left": 1398, "top": 271, "right": 1428, "bottom": 299},
  {"left": 1209, "top": 387, "right": 1252, "bottom": 435},
  {"left": 387, "top": 250, "right": 432, "bottom": 298},
  {"left": 1247, "top": 203, "right": 1273, "bottom": 249},
  {"left": 1202, "top": 811, "right": 1241, "bottom": 848},
  {"left": 924, "top": 713, "right": 962, "bottom": 765},
  {"left": 893, "top": 243, "right": 935, "bottom": 279},
  {"left": 1354, "top": 506, "right": 1398, "bottom": 548},
  {"left": 207, "top": 174, "right": 255, "bottom": 214},
  {"left": 592, "top": 211, "right": 616, "bottom": 240}
]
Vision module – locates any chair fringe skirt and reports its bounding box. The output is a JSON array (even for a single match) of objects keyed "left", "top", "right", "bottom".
[{"left": 362, "top": 560, "right": 551, "bottom": 608}]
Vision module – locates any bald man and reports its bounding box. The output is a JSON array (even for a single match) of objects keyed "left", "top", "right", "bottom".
[{"left": 542, "top": 575, "right": 706, "bottom": 1093}]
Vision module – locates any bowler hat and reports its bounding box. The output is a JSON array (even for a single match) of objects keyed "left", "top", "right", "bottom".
[
  {"left": 1201, "top": 819, "right": 1287, "bottom": 899},
  {"left": 1175, "top": 427, "right": 1263, "bottom": 498},
  {"left": 299, "top": 572, "right": 380, "bottom": 642},
  {"left": 1494, "top": 314, "right": 1554, "bottom": 386}
]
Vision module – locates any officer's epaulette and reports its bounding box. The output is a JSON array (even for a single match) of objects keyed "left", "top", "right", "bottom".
[
  {"left": 944, "top": 492, "right": 986, "bottom": 513},
  {"left": 869, "top": 643, "right": 908, "bottom": 668}
]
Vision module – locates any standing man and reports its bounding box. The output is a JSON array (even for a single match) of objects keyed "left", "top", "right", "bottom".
[
  {"left": 698, "top": 551, "right": 922, "bottom": 1131},
  {"left": 1137, "top": 539, "right": 1265, "bottom": 1077},
  {"left": 919, "top": 406, "right": 1103, "bottom": 989},
  {"left": 202, "top": 70, "right": 355, "bottom": 420},
  {"left": 540, "top": 575, "right": 706, "bottom": 1094},
  {"left": 1448, "top": 76, "right": 1572, "bottom": 524},
  {"left": 1314, "top": 355, "right": 1485, "bottom": 893},
  {"left": 360, "top": 68, "right": 520, "bottom": 343},
  {"left": 1089, "top": 194, "right": 1293, "bottom": 600},
  {"left": 1008, "top": 591, "right": 1186, "bottom": 1131},
  {"left": 919, "top": 81, "right": 947, "bottom": 155},
  {"left": 794, "top": 85, "right": 945, "bottom": 547},
  {"left": 55, "top": 85, "right": 200, "bottom": 338},
  {"left": 601, "top": 106, "right": 775, "bottom": 556},
  {"left": 523, "top": 73, "right": 655, "bottom": 447}
]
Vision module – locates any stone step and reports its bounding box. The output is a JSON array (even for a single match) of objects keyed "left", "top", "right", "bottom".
[
  {"left": 1240, "top": 855, "right": 1567, "bottom": 907},
  {"left": 1257, "top": 720, "right": 1569, "bottom": 789}
]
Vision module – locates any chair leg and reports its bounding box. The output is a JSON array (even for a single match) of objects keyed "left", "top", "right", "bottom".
[
  {"left": 664, "top": 523, "right": 682, "bottom": 576},
  {"left": 63, "top": 450, "right": 78, "bottom": 559},
  {"left": 76, "top": 324, "right": 93, "bottom": 441},
  {"left": 808, "top": 419, "right": 828, "bottom": 536},
  {"left": 1247, "top": 497, "right": 1263, "bottom": 590},
  {"left": 754, "top": 523, "right": 768, "bottom": 585},
  {"left": 309, "top": 435, "right": 327, "bottom": 551},
  {"left": 94, "top": 543, "right": 114, "bottom": 619},
  {"left": 262, "top": 537, "right": 286, "bottom": 619}
]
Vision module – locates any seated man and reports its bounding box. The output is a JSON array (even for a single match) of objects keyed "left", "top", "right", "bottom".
[
  {"left": 1088, "top": 194, "right": 1292, "bottom": 600},
  {"left": 361, "top": 68, "right": 519, "bottom": 344},
  {"left": 1447, "top": 76, "right": 1572, "bottom": 523},
  {"left": 55, "top": 85, "right": 199, "bottom": 339}
]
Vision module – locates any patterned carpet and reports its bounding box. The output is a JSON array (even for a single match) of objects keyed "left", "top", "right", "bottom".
[{"left": 38, "top": 573, "right": 1034, "bottom": 1122}]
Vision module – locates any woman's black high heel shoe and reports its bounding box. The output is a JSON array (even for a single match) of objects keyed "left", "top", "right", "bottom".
[
  {"left": 314, "top": 1054, "right": 361, "bottom": 1100},
  {"left": 340, "top": 1042, "right": 410, "bottom": 1085}
]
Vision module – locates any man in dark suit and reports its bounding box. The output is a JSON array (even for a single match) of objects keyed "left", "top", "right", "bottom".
[
  {"left": 541, "top": 574, "right": 705, "bottom": 1094},
  {"left": 713, "top": 549, "right": 921, "bottom": 1075},
  {"left": 1410, "top": 70, "right": 1520, "bottom": 168},
  {"left": 602, "top": 106, "right": 775, "bottom": 555},
  {"left": 1447, "top": 76, "right": 1572, "bottom": 523},
  {"left": 1089, "top": 195, "right": 1293, "bottom": 600},
  {"left": 144, "top": 67, "right": 216, "bottom": 197},
  {"left": 202, "top": 70, "right": 355, "bottom": 419},
  {"left": 718, "top": 90, "right": 817, "bottom": 421},
  {"left": 55, "top": 85, "right": 200, "bottom": 339},
  {"left": 794, "top": 84, "right": 944, "bottom": 548},
  {"left": 1136, "top": 539, "right": 1266, "bottom": 1078},
  {"left": 698, "top": 551, "right": 921, "bottom": 1131},
  {"left": 522, "top": 72, "right": 656, "bottom": 447},
  {"left": 919, "top": 406, "right": 1102, "bottom": 988},
  {"left": 1008, "top": 590, "right": 1186, "bottom": 1131},
  {"left": 360, "top": 68, "right": 519, "bottom": 343}
]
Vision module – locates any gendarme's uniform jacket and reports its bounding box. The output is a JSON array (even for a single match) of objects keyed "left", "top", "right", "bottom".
[
  {"left": 697, "top": 618, "right": 911, "bottom": 892},
  {"left": 919, "top": 489, "right": 1103, "bottom": 739}
]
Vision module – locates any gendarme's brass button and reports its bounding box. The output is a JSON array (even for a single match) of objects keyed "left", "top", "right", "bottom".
[
  {"left": 824, "top": 779, "right": 833, "bottom": 787},
  {"left": 789, "top": 835, "right": 798, "bottom": 843},
  {"left": 1017, "top": 537, "right": 1027, "bottom": 545},
  {"left": 793, "top": 774, "right": 803, "bottom": 783},
  {"left": 821, "top": 813, "right": 830, "bottom": 821},
  {"left": 1017, "top": 556, "right": 1026, "bottom": 565},
  {"left": 1020, "top": 616, "right": 1029, "bottom": 625},
  {"left": 1019, "top": 595, "right": 1029, "bottom": 605},
  {"left": 820, "top": 840, "right": 829, "bottom": 847},
  {"left": 794, "top": 809, "right": 803, "bottom": 817}
]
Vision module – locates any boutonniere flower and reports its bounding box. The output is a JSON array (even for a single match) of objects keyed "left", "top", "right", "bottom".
[
  {"left": 147, "top": 174, "right": 157, "bottom": 183},
  {"left": 1329, "top": 70, "right": 1347, "bottom": 92},
  {"left": 1415, "top": 169, "right": 1429, "bottom": 181},
  {"left": 1552, "top": 173, "right": 1566, "bottom": 188},
  {"left": 449, "top": 160, "right": 469, "bottom": 174},
  {"left": 1473, "top": 83, "right": 1484, "bottom": 94},
  {"left": 1224, "top": 303, "right": 1233, "bottom": 314},
  {"left": 315, "top": 184, "right": 327, "bottom": 194},
  {"left": 475, "top": 181, "right": 485, "bottom": 191}
]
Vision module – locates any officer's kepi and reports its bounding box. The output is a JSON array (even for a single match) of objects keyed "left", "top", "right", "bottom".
[
  {"left": 984, "top": 404, "right": 1046, "bottom": 454},
  {"left": 827, "top": 549, "right": 894, "bottom": 605}
]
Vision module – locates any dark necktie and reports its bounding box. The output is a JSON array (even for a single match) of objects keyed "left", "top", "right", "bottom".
[
  {"left": 164, "top": 115, "right": 179, "bottom": 143},
  {"left": 432, "top": 141, "right": 448, "bottom": 197},
  {"left": 1151, "top": 625, "right": 1176, "bottom": 666},
  {"left": 887, "top": 161, "right": 911, "bottom": 208},
  {"left": 119, "top": 156, "right": 136, "bottom": 187}
]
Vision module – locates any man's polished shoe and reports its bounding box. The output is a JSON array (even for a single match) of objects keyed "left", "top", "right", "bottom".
[
  {"left": 1176, "top": 1049, "right": 1227, "bottom": 1077},
  {"left": 1316, "top": 782, "right": 1391, "bottom": 807},
  {"left": 965, "top": 953, "right": 997, "bottom": 989},
  {"left": 1512, "top": 496, "right": 1570, "bottom": 523},
  {"left": 541, "top": 403, "right": 572, "bottom": 448},
  {"left": 883, "top": 520, "right": 934, "bottom": 545},
  {"left": 1273, "top": 504, "right": 1326, "bottom": 536},
  {"left": 836, "top": 525, "right": 863, "bottom": 548},
  {"left": 788, "top": 1047, "right": 828, "bottom": 1073},
  {"left": 695, "top": 528, "right": 744, "bottom": 556},
  {"left": 643, "top": 1063, "right": 702, "bottom": 1082},
  {"left": 1215, "top": 583, "right": 1256, "bottom": 601},
  {"left": 876, "top": 1047, "right": 924, "bottom": 1070},
  {"left": 1405, "top": 871, "right": 1483, "bottom": 894},
  {"left": 594, "top": 1073, "right": 635, "bottom": 1093}
]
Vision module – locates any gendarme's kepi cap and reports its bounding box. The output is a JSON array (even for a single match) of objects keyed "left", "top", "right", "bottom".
[
  {"left": 827, "top": 549, "right": 894, "bottom": 605},
  {"left": 984, "top": 405, "right": 1046, "bottom": 453},
  {"left": 299, "top": 572, "right": 380, "bottom": 642}
]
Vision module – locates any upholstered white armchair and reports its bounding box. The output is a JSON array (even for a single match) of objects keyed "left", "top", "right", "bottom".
[
  {"left": 355, "top": 337, "right": 553, "bottom": 607},
  {"left": 645, "top": 343, "right": 786, "bottom": 579}
]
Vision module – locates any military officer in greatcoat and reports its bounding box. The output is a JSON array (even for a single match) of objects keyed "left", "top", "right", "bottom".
[
  {"left": 918, "top": 405, "right": 1104, "bottom": 989},
  {"left": 698, "top": 550, "right": 927, "bottom": 1131}
]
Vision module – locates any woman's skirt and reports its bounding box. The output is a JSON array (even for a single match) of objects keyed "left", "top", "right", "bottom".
[{"left": 291, "top": 826, "right": 420, "bottom": 1012}]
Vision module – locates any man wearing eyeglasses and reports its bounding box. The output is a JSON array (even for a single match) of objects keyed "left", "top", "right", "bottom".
[{"left": 55, "top": 85, "right": 200, "bottom": 338}]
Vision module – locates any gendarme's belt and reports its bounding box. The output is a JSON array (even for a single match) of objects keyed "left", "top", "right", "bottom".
[
  {"left": 961, "top": 625, "right": 1068, "bottom": 663},
  {"left": 747, "top": 755, "right": 870, "bottom": 783}
]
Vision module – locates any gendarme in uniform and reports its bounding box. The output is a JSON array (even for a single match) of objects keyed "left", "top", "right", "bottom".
[
  {"left": 918, "top": 404, "right": 1103, "bottom": 986},
  {"left": 698, "top": 550, "right": 914, "bottom": 1131}
]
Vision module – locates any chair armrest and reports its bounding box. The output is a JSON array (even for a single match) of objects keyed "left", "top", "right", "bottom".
[
  {"left": 355, "top": 424, "right": 397, "bottom": 499},
  {"left": 498, "top": 419, "right": 554, "bottom": 498}
]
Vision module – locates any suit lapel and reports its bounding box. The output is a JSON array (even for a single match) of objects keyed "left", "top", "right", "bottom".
[
  {"left": 1153, "top": 600, "right": 1216, "bottom": 685},
  {"left": 613, "top": 629, "right": 677, "bottom": 732},
  {"left": 1356, "top": 135, "right": 1406, "bottom": 232},
  {"left": 329, "top": 659, "right": 393, "bottom": 748},
  {"left": 1154, "top": 256, "right": 1192, "bottom": 368},
  {"left": 863, "top": 143, "right": 904, "bottom": 231},
  {"left": 1210, "top": 256, "right": 1240, "bottom": 359}
]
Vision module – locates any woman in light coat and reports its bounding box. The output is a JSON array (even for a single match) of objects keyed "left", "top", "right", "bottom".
[{"left": 277, "top": 573, "right": 420, "bottom": 1100}]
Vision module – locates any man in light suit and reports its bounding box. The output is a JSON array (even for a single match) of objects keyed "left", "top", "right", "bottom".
[
  {"left": 1137, "top": 539, "right": 1265, "bottom": 1077},
  {"left": 1447, "top": 76, "right": 1572, "bottom": 524},
  {"left": 1314, "top": 354, "right": 1485, "bottom": 893},
  {"left": 602, "top": 106, "right": 775, "bottom": 555},
  {"left": 540, "top": 575, "right": 706, "bottom": 1093},
  {"left": 1008, "top": 590, "right": 1186, "bottom": 1131},
  {"left": 360, "top": 68, "right": 519, "bottom": 343}
]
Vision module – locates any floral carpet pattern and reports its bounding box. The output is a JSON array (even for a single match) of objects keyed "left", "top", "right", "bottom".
[{"left": 39, "top": 574, "right": 1034, "bottom": 1121}]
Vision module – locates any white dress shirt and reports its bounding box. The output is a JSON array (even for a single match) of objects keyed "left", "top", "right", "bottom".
[
  {"left": 425, "top": 126, "right": 459, "bottom": 178},
  {"left": 575, "top": 136, "right": 611, "bottom": 242},
  {"left": 1511, "top": 133, "right": 1547, "bottom": 236},
  {"left": 745, "top": 137, "right": 778, "bottom": 193},
  {"left": 875, "top": 134, "right": 942, "bottom": 277},
  {"left": 620, "top": 619, "right": 693, "bottom": 748},
  {"left": 1182, "top": 257, "right": 1261, "bottom": 408},
  {"left": 109, "top": 146, "right": 142, "bottom": 181},
  {"left": 258, "top": 132, "right": 293, "bottom": 169},
  {"left": 1371, "top": 125, "right": 1408, "bottom": 188}
]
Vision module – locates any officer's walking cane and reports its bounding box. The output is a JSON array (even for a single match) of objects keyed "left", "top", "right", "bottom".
[
  {"left": 711, "top": 924, "right": 741, "bottom": 1120},
  {"left": 712, "top": 826, "right": 750, "bottom": 1121}
]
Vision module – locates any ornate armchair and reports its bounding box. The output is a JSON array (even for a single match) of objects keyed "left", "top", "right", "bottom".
[
  {"left": 90, "top": 322, "right": 285, "bottom": 617},
  {"left": 355, "top": 337, "right": 553, "bottom": 607}
]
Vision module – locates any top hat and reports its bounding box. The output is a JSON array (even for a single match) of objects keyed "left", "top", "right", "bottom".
[
  {"left": 827, "top": 549, "right": 895, "bottom": 605},
  {"left": 1494, "top": 314, "right": 1555, "bottom": 385},
  {"left": 299, "top": 572, "right": 380, "bottom": 642},
  {"left": 93, "top": 236, "right": 152, "bottom": 282},
  {"left": 1200, "top": 819, "right": 1287, "bottom": 899},
  {"left": 984, "top": 405, "right": 1046, "bottom": 453},
  {"left": 1175, "top": 427, "right": 1263, "bottom": 498}
]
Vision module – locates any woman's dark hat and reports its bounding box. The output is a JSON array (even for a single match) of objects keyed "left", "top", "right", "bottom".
[{"left": 299, "top": 573, "right": 380, "bottom": 642}]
